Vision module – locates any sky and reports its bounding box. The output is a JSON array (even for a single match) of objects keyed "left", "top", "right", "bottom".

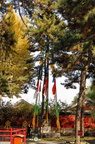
[
  {"left": 2, "top": 75, "right": 92, "bottom": 106},
  {"left": 19, "top": 76, "right": 91, "bottom": 105}
]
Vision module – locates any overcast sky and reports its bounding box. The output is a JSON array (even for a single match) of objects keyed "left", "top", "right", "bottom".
[{"left": 3, "top": 75, "right": 91, "bottom": 106}]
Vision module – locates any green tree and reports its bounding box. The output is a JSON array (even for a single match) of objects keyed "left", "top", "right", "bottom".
[
  {"left": 0, "top": 100, "right": 34, "bottom": 126},
  {"left": 85, "top": 85, "right": 95, "bottom": 101},
  {"left": 85, "top": 85, "right": 95, "bottom": 118},
  {"left": 48, "top": 99, "right": 68, "bottom": 116},
  {"left": 2, "top": 1, "right": 95, "bottom": 141},
  {"left": 53, "top": 0, "right": 95, "bottom": 143},
  {"left": 28, "top": 0, "right": 65, "bottom": 118}
]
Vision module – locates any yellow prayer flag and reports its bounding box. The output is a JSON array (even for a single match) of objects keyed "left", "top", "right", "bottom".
[
  {"left": 56, "top": 117, "right": 60, "bottom": 132},
  {"left": 32, "top": 112, "right": 36, "bottom": 129}
]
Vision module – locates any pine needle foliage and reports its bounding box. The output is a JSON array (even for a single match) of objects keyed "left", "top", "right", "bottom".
[{"left": 28, "top": 0, "right": 66, "bottom": 78}]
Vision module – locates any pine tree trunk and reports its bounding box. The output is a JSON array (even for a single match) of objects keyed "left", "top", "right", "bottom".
[
  {"left": 0, "top": 95, "right": 2, "bottom": 106},
  {"left": 81, "top": 97, "right": 85, "bottom": 137},
  {"left": 75, "top": 51, "right": 92, "bottom": 144},
  {"left": 75, "top": 65, "right": 88, "bottom": 144},
  {"left": 75, "top": 96, "right": 83, "bottom": 144}
]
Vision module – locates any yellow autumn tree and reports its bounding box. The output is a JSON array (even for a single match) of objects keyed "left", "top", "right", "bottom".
[{"left": 0, "top": 7, "right": 34, "bottom": 98}]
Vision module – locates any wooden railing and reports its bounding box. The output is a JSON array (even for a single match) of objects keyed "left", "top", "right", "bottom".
[{"left": 0, "top": 128, "right": 26, "bottom": 144}]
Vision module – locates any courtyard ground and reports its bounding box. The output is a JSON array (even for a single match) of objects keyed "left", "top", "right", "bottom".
[{"left": 26, "top": 136, "right": 95, "bottom": 144}]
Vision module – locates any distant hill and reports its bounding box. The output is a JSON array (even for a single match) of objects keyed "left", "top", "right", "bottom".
[{"left": 13, "top": 99, "right": 32, "bottom": 107}]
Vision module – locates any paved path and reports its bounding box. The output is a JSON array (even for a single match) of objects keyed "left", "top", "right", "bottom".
[
  {"left": 26, "top": 138, "right": 66, "bottom": 144},
  {"left": 26, "top": 136, "right": 95, "bottom": 144},
  {"left": 26, "top": 138, "right": 90, "bottom": 144}
]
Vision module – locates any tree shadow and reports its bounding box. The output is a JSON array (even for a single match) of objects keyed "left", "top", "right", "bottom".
[{"left": 85, "top": 139, "right": 95, "bottom": 144}]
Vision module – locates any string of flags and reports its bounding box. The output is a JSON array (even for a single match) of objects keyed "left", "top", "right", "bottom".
[
  {"left": 32, "top": 79, "right": 41, "bottom": 128},
  {"left": 32, "top": 72, "right": 60, "bottom": 131}
]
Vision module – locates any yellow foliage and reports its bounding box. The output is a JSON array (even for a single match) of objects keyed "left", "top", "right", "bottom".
[{"left": 0, "top": 6, "right": 33, "bottom": 97}]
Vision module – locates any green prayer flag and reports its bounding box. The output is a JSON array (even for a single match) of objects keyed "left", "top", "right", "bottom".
[
  {"left": 55, "top": 104, "right": 59, "bottom": 117},
  {"left": 34, "top": 104, "right": 40, "bottom": 115}
]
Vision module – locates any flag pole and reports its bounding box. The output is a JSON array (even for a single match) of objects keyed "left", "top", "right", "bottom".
[
  {"left": 41, "top": 61, "right": 49, "bottom": 124},
  {"left": 41, "top": 59, "right": 46, "bottom": 119},
  {"left": 32, "top": 67, "right": 42, "bottom": 130},
  {"left": 41, "top": 36, "right": 49, "bottom": 124},
  {"left": 45, "top": 64, "right": 49, "bottom": 124},
  {"left": 45, "top": 37, "right": 49, "bottom": 124},
  {"left": 32, "top": 95, "right": 37, "bottom": 129}
]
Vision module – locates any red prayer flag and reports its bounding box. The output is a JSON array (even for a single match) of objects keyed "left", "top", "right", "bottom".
[
  {"left": 45, "top": 76, "right": 48, "bottom": 87},
  {"left": 36, "top": 80, "right": 41, "bottom": 92},
  {"left": 43, "top": 76, "right": 48, "bottom": 96},
  {"left": 38, "top": 81, "right": 41, "bottom": 92},
  {"left": 52, "top": 78, "right": 56, "bottom": 95},
  {"left": 36, "top": 80, "right": 39, "bottom": 87}
]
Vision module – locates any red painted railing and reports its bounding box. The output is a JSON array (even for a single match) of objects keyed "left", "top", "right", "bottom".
[{"left": 0, "top": 128, "right": 26, "bottom": 144}]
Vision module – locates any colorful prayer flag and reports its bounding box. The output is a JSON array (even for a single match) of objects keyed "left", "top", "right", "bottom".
[
  {"left": 43, "top": 76, "right": 48, "bottom": 96},
  {"left": 32, "top": 112, "right": 36, "bottom": 129},
  {"left": 56, "top": 117, "right": 61, "bottom": 132},
  {"left": 32, "top": 80, "right": 41, "bottom": 128},
  {"left": 33, "top": 80, "right": 41, "bottom": 99},
  {"left": 55, "top": 104, "right": 59, "bottom": 117},
  {"left": 36, "top": 80, "right": 41, "bottom": 92},
  {"left": 37, "top": 80, "right": 41, "bottom": 92},
  {"left": 52, "top": 75, "right": 60, "bottom": 132},
  {"left": 33, "top": 90, "right": 38, "bottom": 99},
  {"left": 52, "top": 77, "right": 56, "bottom": 95},
  {"left": 55, "top": 104, "right": 60, "bottom": 132}
]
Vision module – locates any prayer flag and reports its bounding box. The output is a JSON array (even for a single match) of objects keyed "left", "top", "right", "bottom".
[
  {"left": 38, "top": 81, "right": 41, "bottom": 92},
  {"left": 56, "top": 117, "right": 61, "bottom": 132},
  {"left": 33, "top": 80, "right": 41, "bottom": 98},
  {"left": 52, "top": 78, "right": 56, "bottom": 95},
  {"left": 55, "top": 104, "right": 60, "bottom": 132},
  {"left": 43, "top": 76, "right": 48, "bottom": 96},
  {"left": 32, "top": 112, "right": 36, "bottom": 129},
  {"left": 52, "top": 75, "right": 60, "bottom": 132},
  {"left": 37, "top": 80, "right": 41, "bottom": 92},
  {"left": 36, "top": 80, "right": 41, "bottom": 92}
]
